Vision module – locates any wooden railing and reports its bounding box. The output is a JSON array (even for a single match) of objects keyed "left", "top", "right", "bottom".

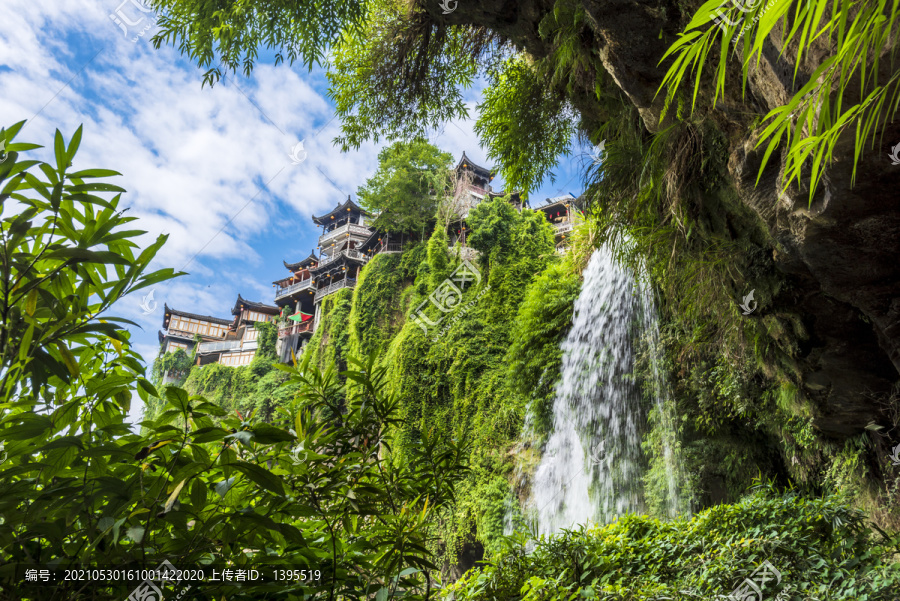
[
  {"left": 163, "top": 328, "right": 196, "bottom": 339},
  {"left": 314, "top": 278, "right": 357, "bottom": 302},
  {"left": 197, "top": 340, "right": 241, "bottom": 354},
  {"left": 278, "top": 321, "right": 314, "bottom": 338},
  {"left": 317, "top": 249, "right": 369, "bottom": 268},
  {"left": 275, "top": 278, "right": 313, "bottom": 300},
  {"left": 318, "top": 222, "right": 372, "bottom": 245},
  {"left": 554, "top": 221, "right": 574, "bottom": 235},
  {"left": 372, "top": 241, "right": 404, "bottom": 255}
]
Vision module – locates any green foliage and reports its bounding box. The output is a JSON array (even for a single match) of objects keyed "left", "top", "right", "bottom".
[
  {"left": 660, "top": 0, "right": 900, "bottom": 202},
  {"left": 326, "top": 0, "right": 486, "bottom": 150},
  {"left": 466, "top": 195, "right": 521, "bottom": 264},
  {"left": 506, "top": 262, "right": 581, "bottom": 439},
  {"left": 149, "top": 0, "right": 367, "bottom": 85},
  {"left": 302, "top": 288, "right": 353, "bottom": 372},
  {"left": 255, "top": 320, "right": 278, "bottom": 360},
  {"left": 0, "top": 122, "right": 181, "bottom": 406},
  {"left": 426, "top": 226, "right": 450, "bottom": 289},
  {"left": 348, "top": 252, "right": 413, "bottom": 359},
  {"left": 357, "top": 206, "right": 563, "bottom": 568},
  {"left": 0, "top": 125, "right": 471, "bottom": 599},
  {"left": 446, "top": 484, "right": 900, "bottom": 600},
  {"left": 475, "top": 56, "right": 575, "bottom": 194},
  {"left": 151, "top": 348, "right": 193, "bottom": 386},
  {"left": 357, "top": 139, "right": 454, "bottom": 234},
  {"left": 177, "top": 352, "right": 299, "bottom": 423}
]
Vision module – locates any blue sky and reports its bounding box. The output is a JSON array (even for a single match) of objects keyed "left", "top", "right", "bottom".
[{"left": 0, "top": 0, "right": 591, "bottom": 423}]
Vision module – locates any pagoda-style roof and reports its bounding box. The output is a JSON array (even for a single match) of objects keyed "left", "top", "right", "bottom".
[
  {"left": 358, "top": 229, "right": 393, "bottom": 254},
  {"left": 281, "top": 251, "right": 319, "bottom": 274},
  {"left": 231, "top": 294, "right": 281, "bottom": 316},
  {"left": 163, "top": 303, "right": 233, "bottom": 328},
  {"left": 489, "top": 190, "right": 522, "bottom": 201},
  {"left": 311, "top": 196, "right": 370, "bottom": 226},
  {"left": 455, "top": 152, "right": 493, "bottom": 180},
  {"left": 535, "top": 193, "right": 577, "bottom": 213},
  {"left": 309, "top": 250, "right": 368, "bottom": 278}
]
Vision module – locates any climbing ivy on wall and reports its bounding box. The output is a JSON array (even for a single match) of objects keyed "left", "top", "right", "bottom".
[
  {"left": 150, "top": 348, "right": 193, "bottom": 385},
  {"left": 302, "top": 288, "right": 354, "bottom": 372},
  {"left": 348, "top": 251, "right": 417, "bottom": 359},
  {"left": 298, "top": 196, "right": 574, "bottom": 564},
  {"left": 506, "top": 262, "right": 582, "bottom": 440}
]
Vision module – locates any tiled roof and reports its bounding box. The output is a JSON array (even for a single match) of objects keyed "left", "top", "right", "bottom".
[
  {"left": 311, "top": 196, "right": 369, "bottom": 225},
  {"left": 231, "top": 294, "right": 281, "bottom": 316},
  {"left": 163, "top": 304, "right": 233, "bottom": 327}
]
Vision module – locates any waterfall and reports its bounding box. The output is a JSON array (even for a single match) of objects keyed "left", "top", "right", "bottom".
[{"left": 510, "top": 247, "right": 685, "bottom": 538}]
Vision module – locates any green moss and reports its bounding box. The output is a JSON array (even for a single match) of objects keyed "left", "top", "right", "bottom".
[
  {"left": 348, "top": 253, "right": 410, "bottom": 359},
  {"left": 506, "top": 261, "right": 581, "bottom": 439},
  {"left": 302, "top": 288, "right": 353, "bottom": 371}
]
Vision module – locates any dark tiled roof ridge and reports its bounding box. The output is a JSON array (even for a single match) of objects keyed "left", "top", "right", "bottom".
[{"left": 163, "top": 303, "right": 233, "bottom": 326}]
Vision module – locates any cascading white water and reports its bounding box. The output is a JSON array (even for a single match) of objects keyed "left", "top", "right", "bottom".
[{"left": 512, "top": 247, "right": 684, "bottom": 537}]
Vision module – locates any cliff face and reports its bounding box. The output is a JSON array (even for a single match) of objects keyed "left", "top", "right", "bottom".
[{"left": 428, "top": 0, "right": 900, "bottom": 440}]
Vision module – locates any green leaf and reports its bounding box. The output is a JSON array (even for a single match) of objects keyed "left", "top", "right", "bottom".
[
  {"left": 53, "top": 129, "right": 66, "bottom": 170},
  {"left": 191, "top": 427, "right": 229, "bottom": 444},
  {"left": 227, "top": 461, "right": 285, "bottom": 496},
  {"left": 66, "top": 125, "right": 83, "bottom": 164},
  {"left": 251, "top": 424, "right": 295, "bottom": 444},
  {"left": 165, "top": 387, "right": 190, "bottom": 413},
  {"left": 164, "top": 479, "right": 187, "bottom": 513},
  {"left": 215, "top": 477, "right": 236, "bottom": 499},
  {"left": 45, "top": 247, "right": 130, "bottom": 265}
]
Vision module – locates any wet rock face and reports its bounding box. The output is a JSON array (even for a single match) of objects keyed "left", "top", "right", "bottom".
[
  {"left": 731, "top": 122, "right": 900, "bottom": 435},
  {"left": 433, "top": 0, "right": 899, "bottom": 435}
]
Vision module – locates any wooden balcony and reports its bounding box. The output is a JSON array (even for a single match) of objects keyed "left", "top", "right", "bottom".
[
  {"left": 317, "top": 249, "right": 369, "bottom": 268},
  {"left": 197, "top": 340, "right": 241, "bottom": 354},
  {"left": 275, "top": 277, "right": 314, "bottom": 300},
  {"left": 372, "top": 241, "right": 403, "bottom": 255},
  {"left": 278, "top": 321, "right": 314, "bottom": 338},
  {"left": 319, "top": 222, "right": 372, "bottom": 246},
  {"left": 314, "top": 277, "right": 357, "bottom": 303},
  {"left": 553, "top": 220, "right": 574, "bottom": 235}
]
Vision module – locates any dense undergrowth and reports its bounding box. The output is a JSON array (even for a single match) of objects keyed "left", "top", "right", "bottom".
[
  {"left": 443, "top": 484, "right": 900, "bottom": 600},
  {"left": 150, "top": 174, "right": 900, "bottom": 570}
]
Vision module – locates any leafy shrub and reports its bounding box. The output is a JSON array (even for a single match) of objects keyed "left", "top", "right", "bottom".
[
  {"left": 0, "top": 124, "right": 468, "bottom": 600},
  {"left": 444, "top": 484, "right": 900, "bottom": 600}
]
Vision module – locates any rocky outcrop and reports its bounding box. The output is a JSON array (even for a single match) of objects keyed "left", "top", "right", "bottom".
[{"left": 427, "top": 0, "right": 900, "bottom": 437}]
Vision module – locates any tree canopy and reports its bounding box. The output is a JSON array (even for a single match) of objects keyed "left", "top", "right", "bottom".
[
  {"left": 149, "top": 0, "right": 900, "bottom": 201},
  {"left": 356, "top": 139, "right": 453, "bottom": 234}
]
